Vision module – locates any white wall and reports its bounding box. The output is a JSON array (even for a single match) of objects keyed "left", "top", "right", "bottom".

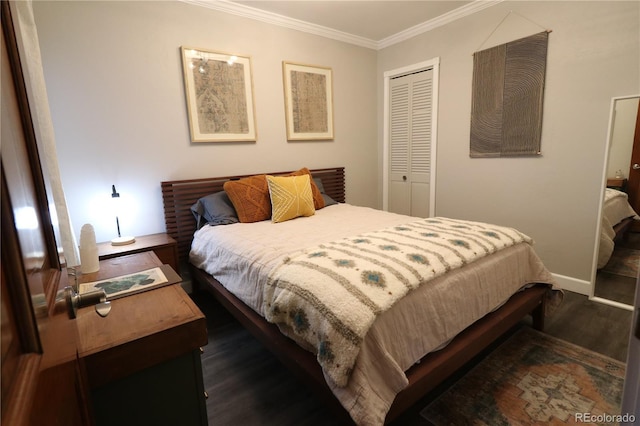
[
  {"left": 377, "top": 1, "right": 640, "bottom": 290},
  {"left": 34, "top": 1, "right": 640, "bottom": 290},
  {"left": 33, "top": 1, "right": 378, "bottom": 244}
]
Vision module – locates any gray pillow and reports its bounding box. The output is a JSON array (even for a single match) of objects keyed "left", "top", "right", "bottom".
[
  {"left": 190, "top": 191, "right": 239, "bottom": 229},
  {"left": 313, "top": 177, "right": 338, "bottom": 207},
  {"left": 322, "top": 193, "right": 338, "bottom": 207}
]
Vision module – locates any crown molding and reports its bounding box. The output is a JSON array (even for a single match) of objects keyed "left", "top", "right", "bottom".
[
  {"left": 179, "top": 0, "right": 378, "bottom": 49},
  {"left": 179, "top": 0, "right": 503, "bottom": 51},
  {"left": 377, "top": 0, "right": 504, "bottom": 49}
]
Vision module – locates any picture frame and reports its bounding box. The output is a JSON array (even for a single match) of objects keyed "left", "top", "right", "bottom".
[
  {"left": 282, "top": 62, "right": 334, "bottom": 141},
  {"left": 181, "top": 47, "right": 257, "bottom": 142}
]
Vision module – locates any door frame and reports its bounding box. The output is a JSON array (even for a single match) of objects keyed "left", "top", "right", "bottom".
[
  {"left": 627, "top": 99, "right": 640, "bottom": 215},
  {"left": 382, "top": 58, "right": 439, "bottom": 216}
]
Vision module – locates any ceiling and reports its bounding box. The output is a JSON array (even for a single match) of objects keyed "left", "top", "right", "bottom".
[
  {"left": 232, "top": 1, "right": 471, "bottom": 41},
  {"left": 185, "top": 0, "right": 500, "bottom": 49}
]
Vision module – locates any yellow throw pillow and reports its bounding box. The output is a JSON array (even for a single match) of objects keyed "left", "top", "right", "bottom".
[
  {"left": 287, "top": 167, "right": 325, "bottom": 210},
  {"left": 266, "top": 174, "right": 315, "bottom": 223}
]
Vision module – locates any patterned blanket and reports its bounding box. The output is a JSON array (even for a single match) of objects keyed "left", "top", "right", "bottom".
[{"left": 263, "top": 217, "right": 533, "bottom": 387}]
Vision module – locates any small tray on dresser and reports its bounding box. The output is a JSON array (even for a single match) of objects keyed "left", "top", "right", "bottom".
[{"left": 78, "top": 263, "right": 181, "bottom": 300}]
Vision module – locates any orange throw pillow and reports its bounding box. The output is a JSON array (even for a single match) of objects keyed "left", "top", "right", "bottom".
[
  {"left": 223, "top": 175, "right": 271, "bottom": 223},
  {"left": 223, "top": 168, "right": 326, "bottom": 223},
  {"left": 288, "top": 168, "right": 325, "bottom": 210}
]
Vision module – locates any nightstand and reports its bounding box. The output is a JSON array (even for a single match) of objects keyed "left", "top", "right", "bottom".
[
  {"left": 76, "top": 251, "right": 207, "bottom": 426},
  {"left": 97, "top": 232, "right": 179, "bottom": 273},
  {"left": 607, "top": 178, "right": 628, "bottom": 191}
]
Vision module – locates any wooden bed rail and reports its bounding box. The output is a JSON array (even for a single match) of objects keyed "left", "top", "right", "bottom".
[
  {"left": 192, "top": 264, "right": 549, "bottom": 424},
  {"left": 161, "top": 167, "right": 345, "bottom": 266}
]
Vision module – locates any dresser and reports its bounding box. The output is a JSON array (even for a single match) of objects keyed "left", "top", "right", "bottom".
[{"left": 75, "top": 251, "right": 208, "bottom": 425}]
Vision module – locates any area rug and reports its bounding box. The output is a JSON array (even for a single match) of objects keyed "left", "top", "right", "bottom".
[
  {"left": 602, "top": 247, "right": 640, "bottom": 278},
  {"left": 420, "top": 327, "right": 626, "bottom": 425}
]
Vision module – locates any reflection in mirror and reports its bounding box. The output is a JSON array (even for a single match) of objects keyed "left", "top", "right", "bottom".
[{"left": 593, "top": 95, "right": 640, "bottom": 309}]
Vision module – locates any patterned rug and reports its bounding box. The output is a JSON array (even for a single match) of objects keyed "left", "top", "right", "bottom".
[
  {"left": 420, "top": 327, "right": 626, "bottom": 425},
  {"left": 602, "top": 247, "right": 640, "bottom": 278}
]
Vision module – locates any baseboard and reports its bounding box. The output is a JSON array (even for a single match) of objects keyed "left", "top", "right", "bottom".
[{"left": 551, "top": 273, "right": 591, "bottom": 296}]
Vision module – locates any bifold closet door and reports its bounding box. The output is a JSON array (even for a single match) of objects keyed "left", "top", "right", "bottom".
[{"left": 388, "top": 69, "right": 432, "bottom": 217}]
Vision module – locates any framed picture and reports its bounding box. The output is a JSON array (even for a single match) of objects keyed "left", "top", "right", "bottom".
[
  {"left": 78, "top": 265, "right": 181, "bottom": 300},
  {"left": 181, "top": 47, "right": 257, "bottom": 142},
  {"left": 282, "top": 62, "right": 334, "bottom": 141}
]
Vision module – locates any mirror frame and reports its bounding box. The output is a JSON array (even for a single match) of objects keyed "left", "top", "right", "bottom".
[{"left": 590, "top": 94, "right": 640, "bottom": 311}]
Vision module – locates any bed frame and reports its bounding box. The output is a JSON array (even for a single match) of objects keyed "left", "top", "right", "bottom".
[
  {"left": 614, "top": 217, "right": 635, "bottom": 243},
  {"left": 161, "top": 166, "right": 548, "bottom": 424}
]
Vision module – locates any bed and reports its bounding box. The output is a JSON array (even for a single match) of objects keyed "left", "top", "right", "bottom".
[
  {"left": 161, "top": 166, "right": 559, "bottom": 425},
  {"left": 598, "top": 187, "right": 639, "bottom": 269}
]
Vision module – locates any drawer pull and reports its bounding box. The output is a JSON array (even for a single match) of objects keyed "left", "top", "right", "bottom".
[{"left": 64, "top": 286, "right": 111, "bottom": 318}]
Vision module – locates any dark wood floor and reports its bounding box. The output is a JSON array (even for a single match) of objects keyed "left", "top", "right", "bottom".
[
  {"left": 594, "top": 231, "right": 639, "bottom": 306},
  {"left": 595, "top": 270, "right": 636, "bottom": 306},
  {"left": 191, "top": 288, "right": 633, "bottom": 425}
]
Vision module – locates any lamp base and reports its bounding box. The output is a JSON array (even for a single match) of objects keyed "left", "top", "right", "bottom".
[{"left": 111, "top": 236, "right": 136, "bottom": 246}]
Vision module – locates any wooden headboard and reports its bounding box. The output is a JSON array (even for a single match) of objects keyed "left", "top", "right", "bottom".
[{"left": 161, "top": 167, "right": 345, "bottom": 266}]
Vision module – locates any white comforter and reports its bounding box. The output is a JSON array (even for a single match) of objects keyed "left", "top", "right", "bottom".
[
  {"left": 190, "top": 204, "right": 556, "bottom": 425},
  {"left": 264, "top": 217, "right": 534, "bottom": 388}
]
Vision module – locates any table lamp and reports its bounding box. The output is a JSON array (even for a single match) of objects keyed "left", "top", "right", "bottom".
[{"left": 111, "top": 184, "right": 135, "bottom": 246}]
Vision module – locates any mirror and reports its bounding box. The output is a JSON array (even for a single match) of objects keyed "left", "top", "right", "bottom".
[{"left": 592, "top": 95, "right": 640, "bottom": 310}]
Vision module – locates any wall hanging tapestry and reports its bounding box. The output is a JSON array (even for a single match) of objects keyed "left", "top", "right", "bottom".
[
  {"left": 181, "top": 47, "right": 257, "bottom": 142},
  {"left": 470, "top": 31, "right": 549, "bottom": 157}
]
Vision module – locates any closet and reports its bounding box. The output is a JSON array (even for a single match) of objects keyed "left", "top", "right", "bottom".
[{"left": 388, "top": 69, "right": 433, "bottom": 217}]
